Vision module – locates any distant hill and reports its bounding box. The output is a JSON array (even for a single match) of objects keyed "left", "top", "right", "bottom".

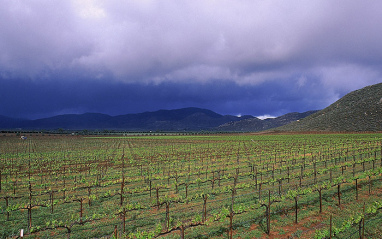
[
  {"left": 217, "top": 111, "right": 318, "bottom": 131},
  {"left": 0, "top": 107, "right": 253, "bottom": 131},
  {"left": 0, "top": 107, "right": 316, "bottom": 132},
  {"left": 276, "top": 83, "right": 382, "bottom": 132}
]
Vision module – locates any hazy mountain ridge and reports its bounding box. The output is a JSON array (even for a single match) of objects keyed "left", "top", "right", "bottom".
[
  {"left": 217, "top": 111, "right": 319, "bottom": 131},
  {"left": 276, "top": 83, "right": 382, "bottom": 132},
  {"left": 0, "top": 107, "right": 314, "bottom": 131},
  {"left": 0, "top": 107, "right": 249, "bottom": 131}
]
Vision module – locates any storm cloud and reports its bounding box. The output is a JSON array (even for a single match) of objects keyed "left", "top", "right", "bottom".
[{"left": 1, "top": 1, "right": 382, "bottom": 119}]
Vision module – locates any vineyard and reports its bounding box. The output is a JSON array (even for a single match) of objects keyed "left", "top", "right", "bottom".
[{"left": 1, "top": 133, "right": 382, "bottom": 238}]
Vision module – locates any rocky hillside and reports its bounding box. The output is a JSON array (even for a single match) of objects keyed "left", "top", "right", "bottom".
[{"left": 276, "top": 83, "right": 382, "bottom": 132}]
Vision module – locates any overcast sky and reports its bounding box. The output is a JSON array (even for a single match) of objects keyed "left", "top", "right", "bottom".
[{"left": 1, "top": 1, "right": 382, "bottom": 119}]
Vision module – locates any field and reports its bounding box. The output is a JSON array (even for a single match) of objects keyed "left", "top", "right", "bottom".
[{"left": 1, "top": 133, "right": 382, "bottom": 238}]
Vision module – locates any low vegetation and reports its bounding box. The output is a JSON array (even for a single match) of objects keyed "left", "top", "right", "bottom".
[{"left": 1, "top": 133, "right": 382, "bottom": 238}]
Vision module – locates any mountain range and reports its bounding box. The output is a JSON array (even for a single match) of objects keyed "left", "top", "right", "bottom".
[
  {"left": 0, "top": 107, "right": 315, "bottom": 132},
  {"left": 2, "top": 82, "right": 382, "bottom": 132}
]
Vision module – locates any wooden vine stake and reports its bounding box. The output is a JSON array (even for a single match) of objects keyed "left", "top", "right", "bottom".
[
  {"left": 337, "top": 184, "right": 341, "bottom": 208},
  {"left": 180, "top": 225, "right": 185, "bottom": 239},
  {"left": 122, "top": 208, "right": 126, "bottom": 233},
  {"left": 368, "top": 175, "right": 372, "bottom": 195},
  {"left": 28, "top": 183, "right": 32, "bottom": 230},
  {"left": 295, "top": 196, "right": 298, "bottom": 224},
  {"left": 50, "top": 191, "right": 54, "bottom": 213},
  {"left": 318, "top": 189, "right": 322, "bottom": 213},
  {"left": 202, "top": 194, "right": 208, "bottom": 223},
  {"left": 356, "top": 178, "right": 358, "bottom": 200},
  {"left": 266, "top": 190, "right": 271, "bottom": 235},
  {"left": 114, "top": 225, "right": 118, "bottom": 239},
  {"left": 229, "top": 210, "right": 233, "bottom": 239}
]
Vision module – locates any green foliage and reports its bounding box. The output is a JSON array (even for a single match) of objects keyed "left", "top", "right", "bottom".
[{"left": 278, "top": 82, "right": 382, "bottom": 132}]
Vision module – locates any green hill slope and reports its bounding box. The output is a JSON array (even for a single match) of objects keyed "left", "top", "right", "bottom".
[{"left": 277, "top": 83, "right": 382, "bottom": 132}]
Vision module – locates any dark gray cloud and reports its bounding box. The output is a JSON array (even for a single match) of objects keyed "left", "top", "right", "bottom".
[{"left": 1, "top": 1, "right": 382, "bottom": 118}]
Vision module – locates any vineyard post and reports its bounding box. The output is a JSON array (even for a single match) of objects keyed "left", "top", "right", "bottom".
[
  {"left": 149, "top": 178, "right": 152, "bottom": 198},
  {"left": 181, "top": 225, "right": 185, "bottom": 239},
  {"left": 294, "top": 195, "right": 298, "bottom": 224},
  {"left": 229, "top": 210, "right": 233, "bottom": 239},
  {"left": 368, "top": 175, "right": 372, "bottom": 195},
  {"left": 318, "top": 189, "right": 322, "bottom": 213},
  {"left": 50, "top": 191, "right": 54, "bottom": 213},
  {"left": 28, "top": 182, "right": 32, "bottom": 230},
  {"left": 202, "top": 194, "right": 208, "bottom": 223},
  {"left": 123, "top": 208, "right": 126, "bottom": 233},
  {"left": 218, "top": 170, "right": 221, "bottom": 187},
  {"left": 211, "top": 172, "right": 215, "bottom": 190},
  {"left": 337, "top": 184, "right": 341, "bottom": 208},
  {"left": 380, "top": 143, "right": 382, "bottom": 166},
  {"left": 287, "top": 167, "right": 290, "bottom": 183},
  {"left": 114, "top": 225, "right": 118, "bottom": 239},
  {"left": 356, "top": 178, "right": 358, "bottom": 200},
  {"left": 267, "top": 190, "right": 271, "bottom": 235}
]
